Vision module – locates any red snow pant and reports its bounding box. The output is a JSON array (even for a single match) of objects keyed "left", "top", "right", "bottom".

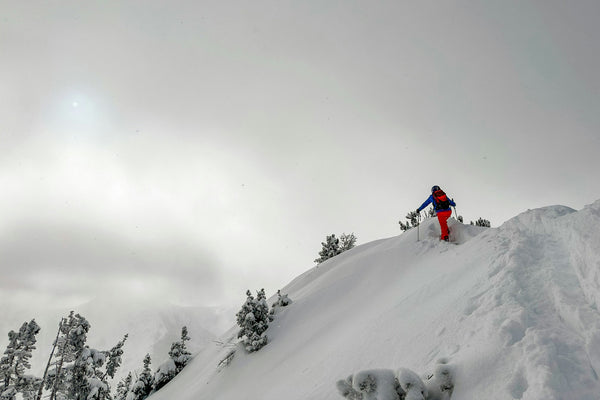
[{"left": 437, "top": 210, "right": 452, "bottom": 240}]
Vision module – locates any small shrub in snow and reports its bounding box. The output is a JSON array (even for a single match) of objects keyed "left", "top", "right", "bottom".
[
  {"left": 315, "top": 234, "right": 342, "bottom": 263},
  {"left": 217, "top": 350, "right": 236, "bottom": 371},
  {"left": 436, "top": 364, "right": 453, "bottom": 394},
  {"left": 270, "top": 290, "right": 292, "bottom": 317},
  {"left": 340, "top": 233, "right": 357, "bottom": 252},
  {"left": 423, "top": 361, "right": 454, "bottom": 400},
  {"left": 399, "top": 211, "right": 421, "bottom": 232},
  {"left": 470, "top": 218, "right": 491, "bottom": 227},
  {"left": 236, "top": 289, "right": 271, "bottom": 352},
  {"left": 400, "top": 209, "right": 438, "bottom": 232},
  {"left": 272, "top": 290, "right": 292, "bottom": 307},
  {"left": 397, "top": 368, "right": 427, "bottom": 400},
  {"left": 337, "top": 369, "right": 403, "bottom": 400},
  {"left": 315, "top": 233, "right": 357, "bottom": 263},
  {"left": 215, "top": 335, "right": 238, "bottom": 371},
  {"left": 337, "top": 362, "right": 454, "bottom": 400}
]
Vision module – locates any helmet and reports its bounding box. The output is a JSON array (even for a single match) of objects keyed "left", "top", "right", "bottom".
[{"left": 431, "top": 185, "right": 441, "bottom": 193}]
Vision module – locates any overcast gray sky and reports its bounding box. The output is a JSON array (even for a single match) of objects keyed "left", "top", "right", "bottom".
[{"left": 1, "top": 0, "right": 599, "bottom": 310}]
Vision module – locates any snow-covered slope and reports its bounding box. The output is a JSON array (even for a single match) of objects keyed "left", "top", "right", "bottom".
[{"left": 149, "top": 200, "right": 600, "bottom": 400}]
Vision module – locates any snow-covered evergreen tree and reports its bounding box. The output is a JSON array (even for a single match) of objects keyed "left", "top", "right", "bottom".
[
  {"left": 236, "top": 289, "right": 271, "bottom": 352},
  {"left": 0, "top": 386, "right": 16, "bottom": 400},
  {"left": 70, "top": 346, "right": 107, "bottom": 400},
  {"left": 315, "top": 233, "right": 358, "bottom": 263},
  {"left": 169, "top": 327, "right": 191, "bottom": 373},
  {"left": 152, "top": 360, "right": 176, "bottom": 393},
  {"left": 32, "top": 313, "right": 125, "bottom": 400},
  {"left": 14, "top": 320, "right": 40, "bottom": 384},
  {"left": 70, "top": 334, "right": 127, "bottom": 400},
  {"left": 45, "top": 311, "right": 90, "bottom": 400},
  {"left": 153, "top": 327, "right": 191, "bottom": 391},
  {"left": 340, "top": 233, "right": 357, "bottom": 252},
  {"left": 0, "top": 331, "right": 19, "bottom": 391},
  {"left": 14, "top": 375, "right": 41, "bottom": 400},
  {"left": 0, "top": 320, "right": 41, "bottom": 400},
  {"left": 105, "top": 334, "right": 128, "bottom": 381},
  {"left": 115, "top": 372, "right": 132, "bottom": 400},
  {"left": 129, "top": 354, "right": 153, "bottom": 400},
  {"left": 314, "top": 234, "right": 341, "bottom": 263}
]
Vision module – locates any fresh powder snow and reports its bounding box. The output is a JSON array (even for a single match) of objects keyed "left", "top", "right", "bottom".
[{"left": 46, "top": 200, "right": 600, "bottom": 399}]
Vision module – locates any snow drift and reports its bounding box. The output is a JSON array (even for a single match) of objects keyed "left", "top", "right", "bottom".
[{"left": 149, "top": 200, "right": 600, "bottom": 400}]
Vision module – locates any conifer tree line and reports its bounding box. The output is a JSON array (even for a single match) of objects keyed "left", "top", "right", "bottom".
[
  {"left": 399, "top": 208, "right": 491, "bottom": 231},
  {"left": 314, "top": 233, "right": 357, "bottom": 264},
  {"left": 0, "top": 312, "right": 192, "bottom": 400}
]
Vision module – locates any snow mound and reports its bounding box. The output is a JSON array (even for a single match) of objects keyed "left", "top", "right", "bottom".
[{"left": 148, "top": 200, "right": 600, "bottom": 400}]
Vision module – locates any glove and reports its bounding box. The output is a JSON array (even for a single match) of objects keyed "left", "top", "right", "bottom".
[{"left": 416, "top": 209, "right": 420, "bottom": 213}]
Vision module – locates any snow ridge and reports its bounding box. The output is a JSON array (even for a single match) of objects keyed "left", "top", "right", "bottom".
[
  {"left": 477, "top": 202, "right": 600, "bottom": 399},
  {"left": 148, "top": 201, "right": 600, "bottom": 400}
]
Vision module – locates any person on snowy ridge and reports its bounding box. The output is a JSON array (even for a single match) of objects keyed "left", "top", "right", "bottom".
[{"left": 416, "top": 185, "right": 456, "bottom": 241}]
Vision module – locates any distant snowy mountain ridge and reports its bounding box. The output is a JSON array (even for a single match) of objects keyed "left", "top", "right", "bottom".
[
  {"left": 148, "top": 200, "right": 600, "bottom": 400},
  {"left": 1, "top": 299, "right": 233, "bottom": 388}
]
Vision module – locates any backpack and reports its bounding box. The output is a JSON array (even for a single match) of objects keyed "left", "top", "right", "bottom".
[{"left": 432, "top": 189, "right": 450, "bottom": 210}]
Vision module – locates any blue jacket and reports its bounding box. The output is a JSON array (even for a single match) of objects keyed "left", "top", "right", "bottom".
[{"left": 418, "top": 195, "right": 456, "bottom": 214}]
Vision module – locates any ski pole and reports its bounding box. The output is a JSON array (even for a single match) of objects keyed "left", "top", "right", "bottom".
[{"left": 417, "top": 212, "right": 420, "bottom": 242}]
